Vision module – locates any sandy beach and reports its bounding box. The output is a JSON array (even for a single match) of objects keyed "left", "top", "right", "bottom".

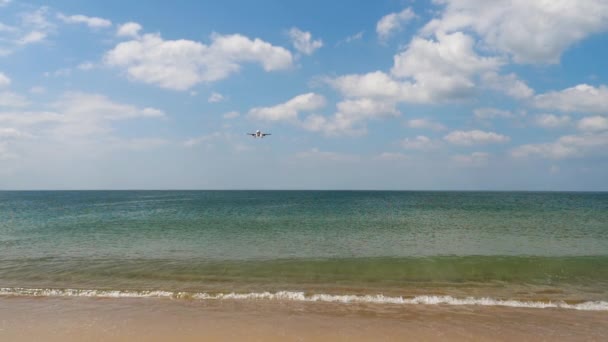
[{"left": 2, "top": 296, "right": 607, "bottom": 341}]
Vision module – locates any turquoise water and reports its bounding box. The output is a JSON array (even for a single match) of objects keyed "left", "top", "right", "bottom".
[{"left": 1, "top": 191, "right": 607, "bottom": 308}]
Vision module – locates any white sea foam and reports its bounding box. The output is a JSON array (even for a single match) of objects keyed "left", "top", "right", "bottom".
[{"left": 1, "top": 288, "right": 607, "bottom": 311}]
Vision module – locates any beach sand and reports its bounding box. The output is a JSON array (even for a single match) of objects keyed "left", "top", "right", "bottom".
[{"left": 1, "top": 297, "right": 607, "bottom": 341}]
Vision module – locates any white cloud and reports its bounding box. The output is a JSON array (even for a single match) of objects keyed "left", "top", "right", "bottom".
[
  {"left": 223, "top": 111, "right": 239, "bottom": 119},
  {"left": 29, "top": 86, "right": 46, "bottom": 94},
  {"left": 0, "top": 111, "right": 62, "bottom": 126},
  {"left": 183, "top": 132, "right": 222, "bottom": 147},
  {"left": 116, "top": 22, "right": 142, "bottom": 38},
  {"left": 16, "top": 7, "right": 54, "bottom": 46},
  {"left": 407, "top": 118, "right": 446, "bottom": 131},
  {"left": 183, "top": 132, "right": 255, "bottom": 153},
  {"left": 0, "top": 92, "right": 166, "bottom": 162},
  {"left": 18, "top": 31, "right": 47, "bottom": 45},
  {"left": 401, "top": 135, "right": 440, "bottom": 150},
  {"left": 329, "top": 71, "right": 409, "bottom": 100},
  {"left": 0, "top": 91, "right": 28, "bottom": 107},
  {"left": 343, "top": 31, "right": 364, "bottom": 44},
  {"left": 578, "top": 116, "right": 608, "bottom": 132},
  {"left": 248, "top": 93, "right": 325, "bottom": 122},
  {"left": 141, "top": 107, "right": 164, "bottom": 117},
  {"left": 474, "top": 108, "right": 512, "bottom": 119},
  {"left": 511, "top": 132, "right": 608, "bottom": 159},
  {"left": 0, "top": 0, "right": 12, "bottom": 7},
  {"left": 329, "top": 32, "right": 505, "bottom": 106},
  {"left": 302, "top": 98, "right": 399, "bottom": 136},
  {"left": 0, "top": 7, "right": 54, "bottom": 54},
  {"left": 59, "top": 92, "right": 162, "bottom": 125},
  {"left": 534, "top": 84, "right": 608, "bottom": 113},
  {"left": 0, "top": 142, "right": 17, "bottom": 160},
  {"left": 534, "top": 114, "right": 571, "bottom": 129},
  {"left": 391, "top": 32, "right": 502, "bottom": 100},
  {"left": 0, "top": 72, "right": 10, "bottom": 87},
  {"left": 43, "top": 68, "right": 71, "bottom": 78},
  {"left": 77, "top": 62, "right": 95, "bottom": 70},
  {"left": 208, "top": 92, "right": 225, "bottom": 103},
  {"left": 105, "top": 31, "right": 293, "bottom": 90},
  {"left": 444, "top": 130, "right": 509, "bottom": 145},
  {"left": 0, "top": 22, "right": 17, "bottom": 33},
  {"left": 452, "top": 152, "right": 489, "bottom": 166},
  {"left": 374, "top": 152, "right": 408, "bottom": 161},
  {"left": 376, "top": 7, "right": 415, "bottom": 40},
  {"left": 288, "top": 27, "right": 323, "bottom": 55},
  {"left": 482, "top": 72, "right": 534, "bottom": 99},
  {"left": 295, "top": 148, "right": 359, "bottom": 162},
  {"left": 423, "top": 0, "right": 608, "bottom": 64},
  {"left": 193, "top": 33, "right": 293, "bottom": 72},
  {"left": 37, "top": 92, "right": 164, "bottom": 137},
  {"left": 106, "top": 137, "right": 168, "bottom": 151},
  {"left": 335, "top": 98, "right": 398, "bottom": 119},
  {"left": 0, "top": 127, "right": 29, "bottom": 139},
  {"left": 57, "top": 13, "right": 112, "bottom": 28},
  {"left": 21, "top": 7, "right": 53, "bottom": 31}
]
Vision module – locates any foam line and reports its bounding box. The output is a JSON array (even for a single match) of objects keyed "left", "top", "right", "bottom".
[{"left": 1, "top": 288, "right": 607, "bottom": 311}]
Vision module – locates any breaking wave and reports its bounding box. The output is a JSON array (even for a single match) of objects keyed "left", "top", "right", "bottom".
[{"left": 1, "top": 287, "right": 607, "bottom": 311}]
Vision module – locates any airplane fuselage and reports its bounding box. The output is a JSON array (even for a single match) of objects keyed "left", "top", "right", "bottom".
[{"left": 248, "top": 130, "right": 271, "bottom": 138}]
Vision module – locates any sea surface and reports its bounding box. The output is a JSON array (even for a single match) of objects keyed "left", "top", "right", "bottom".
[{"left": 1, "top": 191, "right": 607, "bottom": 310}]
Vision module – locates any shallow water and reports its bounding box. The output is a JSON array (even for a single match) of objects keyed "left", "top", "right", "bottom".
[{"left": 1, "top": 191, "right": 607, "bottom": 309}]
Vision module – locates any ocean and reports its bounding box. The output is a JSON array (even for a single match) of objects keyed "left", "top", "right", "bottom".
[{"left": 1, "top": 190, "right": 607, "bottom": 311}]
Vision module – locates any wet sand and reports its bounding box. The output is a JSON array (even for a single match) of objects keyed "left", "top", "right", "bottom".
[{"left": 1, "top": 297, "right": 607, "bottom": 341}]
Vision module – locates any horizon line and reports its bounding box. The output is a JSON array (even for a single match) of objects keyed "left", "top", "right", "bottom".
[{"left": 1, "top": 189, "right": 607, "bottom": 193}]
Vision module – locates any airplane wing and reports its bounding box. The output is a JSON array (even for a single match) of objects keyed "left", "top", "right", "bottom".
[
  {"left": 262, "top": 133, "right": 271, "bottom": 136},
  {"left": 246, "top": 133, "right": 256, "bottom": 136}
]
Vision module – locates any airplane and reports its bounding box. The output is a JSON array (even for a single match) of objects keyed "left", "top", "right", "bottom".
[{"left": 247, "top": 130, "right": 271, "bottom": 138}]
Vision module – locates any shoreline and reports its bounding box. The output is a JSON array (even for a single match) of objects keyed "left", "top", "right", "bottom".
[
  {"left": 2, "top": 296, "right": 607, "bottom": 341},
  {"left": 2, "top": 287, "right": 608, "bottom": 312}
]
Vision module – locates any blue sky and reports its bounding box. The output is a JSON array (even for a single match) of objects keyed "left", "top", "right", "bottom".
[{"left": 1, "top": 0, "right": 608, "bottom": 190}]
